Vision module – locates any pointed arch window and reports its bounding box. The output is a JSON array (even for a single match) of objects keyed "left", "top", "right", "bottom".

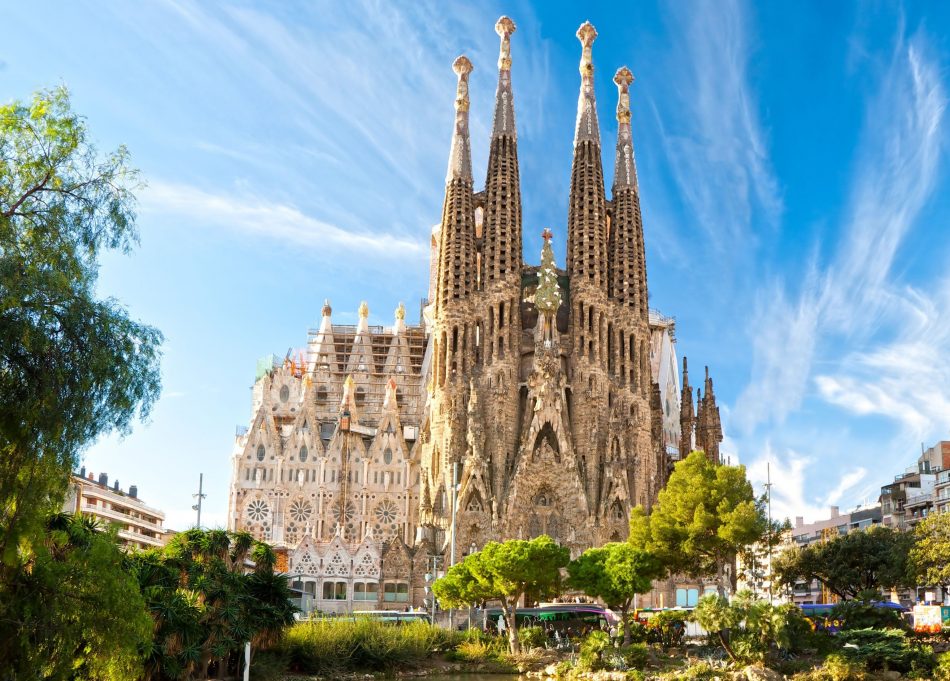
[
  {"left": 256, "top": 445, "right": 265, "bottom": 462},
  {"left": 299, "top": 445, "right": 309, "bottom": 463}
]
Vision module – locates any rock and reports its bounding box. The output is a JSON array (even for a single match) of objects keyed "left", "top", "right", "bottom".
[
  {"left": 743, "top": 665, "right": 785, "bottom": 681},
  {"left": 543, "top": 663, "right": 559, "bottom": 677}
]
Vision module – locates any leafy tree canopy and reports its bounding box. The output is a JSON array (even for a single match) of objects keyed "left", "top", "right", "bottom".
[
  {"left": 0, "top": 513, "right": 152, "bottom": 680},
  {"left": 773, "top": 526, "right": 913, "bottom": 601},
  {"left": 909, "top": 511, "right": 950, "bottom": 588},
  {"left": 0, "top": 86, "right": 162, "bottom": 569},
  {"left": 629, "top": 451, "right": 767, "bottom": 593},
  {"left": 433, "top": 535, "right": 568, "bottom": 654},
  {"left": 129, "top": 528, "right": 296, "bottom": 681},
  {"left": 567, "top": 542, "right": 661, "bottom": 644}
]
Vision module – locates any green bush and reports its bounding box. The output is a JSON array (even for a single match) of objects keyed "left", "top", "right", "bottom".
[
  {"left": 837, "top": 628, "right": 934, "bottom": 674},
  {"left": 817, "top": 652, "right": 866, "bottom": 681},
  {"left": 518, "top": 625, "right": 547, "bottom": 650},
  {"left": 611, "top": 642, "right": 650, "bottom": 670},
  {"left": 284, "top": 618, "right": 458, "bottom": 674},
  {"left": 646, "top": 610, "right": 687, "bottom": 648},
  {"left": 623, "top": 618, "right": 649, "bottom": 643},
  {"left": 578, "top": 629, "right": 612, "bottom": 671},
  {"left": 934, "top": 651, "right": 950, "bottom": 681},
  {"left": 660, "top": 660, "right": 719, "bottom": 680}
]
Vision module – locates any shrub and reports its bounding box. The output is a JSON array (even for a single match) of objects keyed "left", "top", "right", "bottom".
[
  {"left": 624, "top": 618, "right": 650, "bottom": 643},
  {"left": 837, "top": 628, "right": 934, "bottom": 674},
  {"left": 578, "top": 630, "right": 612, "bottom": 671},
  {"left": 819, "top": 652, "right": 866, "bottom": 681},
  {"left": 249, "top": 649, "right": 289, "bottom": 681},
  {"left": 660, "top": 660, "right": 719, "bottom": 680},
  {"left": 612, "top": 642, "right": 650, "bottom": 670},
  {"left": 284, "top": 618, "right": 455, "bottom": 674},
  {"left": 934, "top": 651, "right": 950, "bottom": 681},
  {"left": 518, "top": 625, "right": 547, "bottom": 650},
  {"left": 647, "top": 610, "right": 687, "bottom": 648}
]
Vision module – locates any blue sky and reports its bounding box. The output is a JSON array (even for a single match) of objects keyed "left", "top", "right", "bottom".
[{"left": 3, "top": 1, "right": 949, "bottom": 530}]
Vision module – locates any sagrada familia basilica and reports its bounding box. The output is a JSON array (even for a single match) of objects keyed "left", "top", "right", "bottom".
[{"left": 227, "top": 17, "right": 723, "bottom": 611}]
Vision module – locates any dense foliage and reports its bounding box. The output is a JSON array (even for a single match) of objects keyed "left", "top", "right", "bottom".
[
  {"left": 774, "top": 526, "right": 912, "bottom": 600},
  {"left": 567, "top": 542, "right": 662, "bottom": 644},
  {"left": 692, "top": 591, "right": 809, "bottom": 663},
  {"left": 0, "top": 86, "right": 162, "bottom": 679},
  {"left": 129, "top": 528, "right": 296, "bottom": 680},
  {"left": 629, "top": 451, "right": 767, "bottom": 594},
  {"left": 909, "top": 511, "right": 950, "bottom": 590},
  {"left": 0, "top": 513, "right": 153, "bottom": 681},
  {"left": 433, "top": 535, "right": 569, "bottom": 653}
]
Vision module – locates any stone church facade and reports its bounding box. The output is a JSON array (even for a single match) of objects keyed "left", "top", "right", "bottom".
[{"left": 227, "top": 17, "right": 722, "bottom": 612}]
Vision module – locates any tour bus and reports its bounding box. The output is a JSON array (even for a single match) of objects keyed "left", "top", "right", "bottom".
[
  {"left": 351, "top": 610, "right": 431, "bottom": 624},
  {"left": 482, "top": 604, "right": 619, "bottom": 632},
  {"left": 799, "top": 601, "right": 908, "bottom": 632}
]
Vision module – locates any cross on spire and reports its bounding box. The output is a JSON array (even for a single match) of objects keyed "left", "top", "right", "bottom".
[{"left": 542, "top": 227, "right": 553, "bottom": 242}]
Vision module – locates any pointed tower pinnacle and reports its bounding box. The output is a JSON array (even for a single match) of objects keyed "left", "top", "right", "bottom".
[
  {"left": 679, "top": 356, "right": 695, "bottom": 459},
  {"left": 446, "top": 56, "right": 473, "bottom": 184},
  {"left": 483, "top": 16, "right": 523, "bottom": 284},
  {"left": 492, "top": 16, "right": 516, "bottom": 139},
  {"left": 612, "top": 66, "right": 639, "bottom": 191},
  {"left": 608, "top": 66, "right": 648, "bottom": 316},
  {"left": 574, "top": 21, "right": 600, "bottom": 147},
  {"left": 567, "top": 21, "right": 608, "bottom": 291},
  {"left": 435, "top": 55, "right": 477, "bottom": 310}
]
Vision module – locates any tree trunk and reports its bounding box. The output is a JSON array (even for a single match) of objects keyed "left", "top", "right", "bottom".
[
  {"left": 718, "top": 630, "right": 737, "bottom": 662},
  {"left": 621, "top": 602, "right": 631, "bottom": 646},
  {"left": 505, "top": 600, "right": 519, "bottom": 654}
]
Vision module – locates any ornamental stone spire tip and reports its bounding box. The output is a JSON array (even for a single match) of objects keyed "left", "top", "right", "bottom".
[
  {"left": 573, "top": 21, "right": 600, "bottom": 147},
  {"left": 446, "top": 56, "right": 474, "bottom": 182},
  {"left": 496, "top": 16, "right": 515, "bottom": 70},
  {"left": 612, "top": 66, "right": 638, "bottom": 191},
  {"left": 491, "top": 18, "right": 517, "bottom": 140}
]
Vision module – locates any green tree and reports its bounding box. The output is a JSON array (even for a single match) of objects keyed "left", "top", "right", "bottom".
[
  {"left": 773, "top": 526, "right": 912, "bottom": 601},
  {"left": 692, "top": 591, "right": 805, "bottom": 664},
  {"left": 567, "top": 542, "right": 661, "bottom": 644},
  {"left": 0, "top": 86, "right": 162, "bottom": 678},
  {"left": 0, "top": 513, "right": 153, "bottom": 680},
  {"left": 433, "top": 535, "right": 568, "bottom": 654},
  {"left": 629, "top": 451, "right": 767, "bottom": 595},
  {"left": 130, "top": 528, "right": 297, "bottom": 680},
  {"left": 0, "top": 86, "right": 162, "bottom": 567},
  {"left": 909, "top": 512, "right": 950, "bottom": 591}
]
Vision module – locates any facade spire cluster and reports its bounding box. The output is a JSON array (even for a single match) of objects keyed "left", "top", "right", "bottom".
[{"left": 227, "top": 16, "right": 725, "bottom": 615}]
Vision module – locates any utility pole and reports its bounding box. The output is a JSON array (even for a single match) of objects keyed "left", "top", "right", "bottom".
[
  {"left": 766, "top": 462, "right": 773, "bottom": 605},
  {"left": 192, "top": 473, "right": 207, "bottom": 528}
]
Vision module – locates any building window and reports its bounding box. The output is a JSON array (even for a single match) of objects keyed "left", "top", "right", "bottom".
[
  {"left": 256, "top": 445, "right": 265, "bottom": 461},
  {"left": 675, "top": 588, "right": 699, "bottom": 607},
  {"left": 384, "top": 448, "right": 393, "bottom": 465},
  {"left": 300, "top": 445, "right": 308, "bottom": 462},
  {"left": 280, "top": 385, "right": 290, "bottom": 402},
  {"left": 322, "top": 581, "right": 348, "bottom": 600},
  {"left": 354, "top": 582, "right": 378, "bottom": 601},
  {"left": 316, "top": 387, "right": 328, "bottom": 404},
  {"left": 384, "top": 582, "right": 409, "bottom": 602}
]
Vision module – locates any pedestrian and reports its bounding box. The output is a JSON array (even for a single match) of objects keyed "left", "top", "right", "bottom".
[{"left": 497, "top": 613, "right": 507, "bottom": 637}]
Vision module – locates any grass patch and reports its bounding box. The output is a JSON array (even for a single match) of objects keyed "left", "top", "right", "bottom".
[{"left": 284, "top": 618, "right": 460, "bottom": 675}]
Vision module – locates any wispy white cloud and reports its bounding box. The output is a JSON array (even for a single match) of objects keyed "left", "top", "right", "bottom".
[
  {"left": 659, "top": 0, "right": 782, "bottom": 251},
  {"left": 141, "top": 180, "right": 425, "bottom": 256},
  {"left": 735, "top": 27, "right": 947, "bottom": 518},
  {"left": 738, "top": 29, "right": 947, "bottom": 433}
]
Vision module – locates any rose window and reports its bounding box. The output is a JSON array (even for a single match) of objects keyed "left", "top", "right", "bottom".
[
  {"left": 331, "top": 500, "right": 356, "bottom": 524},
  {"left": 290, "top": 499, "right": 312, "bottom": 523},
  {"left": 374, "top": 500, "right": 398, "bottom": 524},
  {"left": 247, "top": 499, "right": 269, "bottom": 522}
]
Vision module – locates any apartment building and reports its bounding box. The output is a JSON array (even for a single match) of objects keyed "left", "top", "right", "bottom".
[{"left": 63, "top": 467, "right": 168, "bottom": 550}]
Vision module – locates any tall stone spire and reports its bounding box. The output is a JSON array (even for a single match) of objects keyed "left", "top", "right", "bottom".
[
  {"left": 608, "top": 67, "right": 648, "bottom": 317},
  {"left": 697, "top": 366, "right": 723, "bottom": 464},
  {"left": 567, "top": 21, "right": 608, "bottom": 291},
  {"left": 483, "top": 16, "right": 522, "bottom": 285},
  {"left": 679, "top": 357, "right": 694, "bottom": 458},
  {"left": 435, "top": 56, "right": 477, "bottom": 311}
]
